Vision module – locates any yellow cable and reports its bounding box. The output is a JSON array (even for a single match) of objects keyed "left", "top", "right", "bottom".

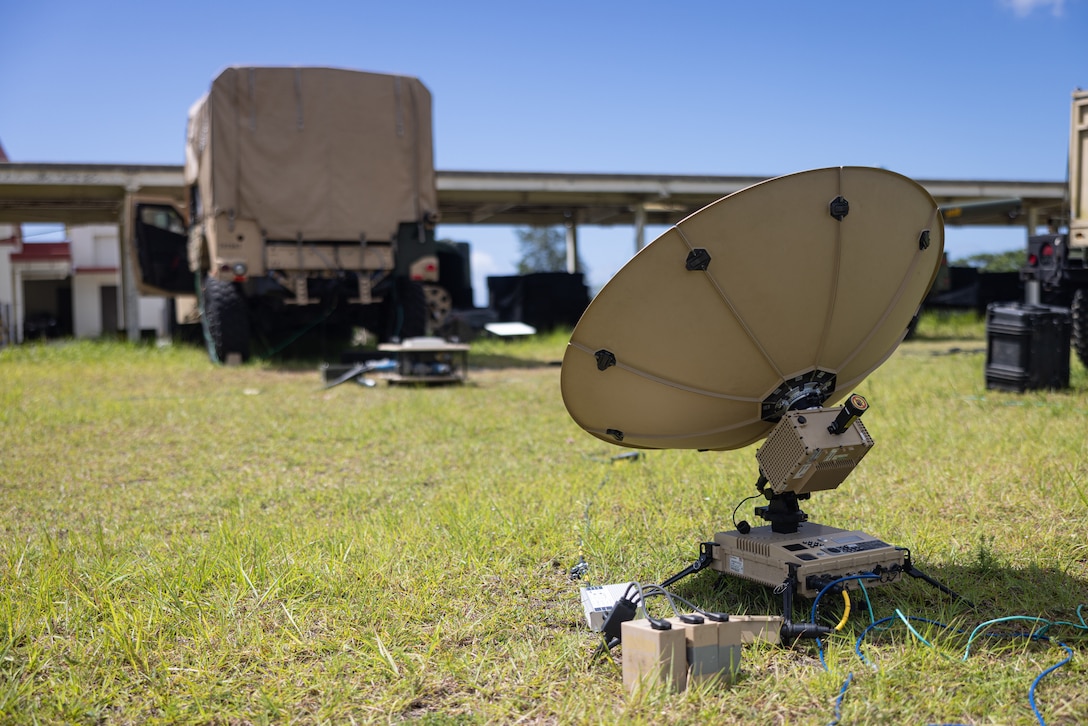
[{"left": 834, "top": 589, "right": 851, "bottom": 631}]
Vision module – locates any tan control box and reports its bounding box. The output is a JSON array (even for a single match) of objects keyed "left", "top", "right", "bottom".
[
  {"left": 620, "top": 619, "right": 687, "bottom": 693},
  {"left": 621, "top": 614, "right": 783, "bottom": 694}
]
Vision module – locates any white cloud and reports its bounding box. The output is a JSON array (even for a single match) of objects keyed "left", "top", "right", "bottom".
[
  {"left": 470, "top": 249, "right": 498, "bottom": 275},
  {"left": 1000, "top": 0, "right": 1064, "bottom": 17},
  {"left": 470, "top": 250, "right": 512, "bottom": 308}
]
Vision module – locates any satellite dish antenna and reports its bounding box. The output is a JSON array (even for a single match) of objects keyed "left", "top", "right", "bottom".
[
  {"left": 562, "top": 166, "right": 942, "bottom": 451},
  {"left": 562, "top": 167, "right": 955, "bottom": 609}
]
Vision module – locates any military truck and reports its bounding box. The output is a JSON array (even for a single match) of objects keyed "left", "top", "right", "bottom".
[
  {"left": 131, "top": 66, "right": 443, "bottom": 362},
  {"left": 1020, "top": 89, "right": 1088, "bottom": 367}
]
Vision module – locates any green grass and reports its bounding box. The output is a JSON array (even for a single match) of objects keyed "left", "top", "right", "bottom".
[
  {"left": 2, "top": 316, "right": 1087, "bottom": 725},
  {"left": 913, "top": 308, "right": 988, "bottom": 341}
]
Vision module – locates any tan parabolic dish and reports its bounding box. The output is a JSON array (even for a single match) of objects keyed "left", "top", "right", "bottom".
[{"left": 561, "top": 166, "right": 944, "bottom": 450}]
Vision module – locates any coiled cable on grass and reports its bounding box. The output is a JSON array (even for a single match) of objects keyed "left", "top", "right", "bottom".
[{"left": 852, "top": 608, "right": 1084, "bottom": 726}]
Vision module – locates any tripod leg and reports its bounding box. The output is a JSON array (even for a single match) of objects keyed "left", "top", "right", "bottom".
[
  {"left": 778, "top": 565, "right": 832, "bottom": 641},
  {"left": 660, "top": 541, "right": 718, "bottom": 589},
  {"left": 904, "top": 564, "right": 974, "bottom": 608}
]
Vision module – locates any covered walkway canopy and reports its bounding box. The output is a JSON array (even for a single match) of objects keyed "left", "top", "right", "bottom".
[
  {"left": 0, "top": 162, "right": 1069, "bottom": 339},
  {"left": 0, "top": 162, "right": 1067, "bottom": 228}
]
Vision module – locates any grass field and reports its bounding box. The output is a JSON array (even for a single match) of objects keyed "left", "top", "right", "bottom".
[{"left": 2, "top": 313, "right": 1087, "bottom": 725}]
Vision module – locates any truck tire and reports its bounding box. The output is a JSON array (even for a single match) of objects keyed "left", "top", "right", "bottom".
[
  {"left": 423, "top": 283, "right": 452, "bottom": 329},
  {"left": 1072, "top": 288, "right": 1088, "bottom": 369},
  {"left": 203, "top": 275, "right": 250, "bottom": 363}
]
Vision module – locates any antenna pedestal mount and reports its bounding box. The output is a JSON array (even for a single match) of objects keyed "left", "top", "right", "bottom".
[{"left": 754, "top": 491, "right": 809, "bottom": 535}]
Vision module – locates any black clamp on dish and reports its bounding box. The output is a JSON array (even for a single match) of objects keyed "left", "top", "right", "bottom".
[
  {"left": 685, "top": 248, "right": 711, "bottom": 271},
  {"left": 595, "top": 349, "right": 616, "bottom": 371},
  {"left": 829, "top": 196, "right": 850, "bottom": 221}
]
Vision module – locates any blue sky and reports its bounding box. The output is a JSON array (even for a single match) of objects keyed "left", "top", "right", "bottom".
[{"left": 1, "top": 0, "right": 1084, "bottom": 305}]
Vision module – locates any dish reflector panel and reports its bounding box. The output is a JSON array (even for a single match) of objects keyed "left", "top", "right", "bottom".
[{"left": 561, "top": 167, "right": 944, "bottom": 450}]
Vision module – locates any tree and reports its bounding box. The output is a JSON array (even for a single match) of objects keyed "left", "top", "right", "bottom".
[
  {"left": 950, "top": 250, "right": 1026, "bottom": 273},
  {"left": 514, "top": 226, "right": 586, "bottom": 274}
]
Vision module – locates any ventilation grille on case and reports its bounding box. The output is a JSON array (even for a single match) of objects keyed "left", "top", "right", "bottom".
[
  {"left": 734, "top": 537, "right": 771, "bottom": 559},
  {"left": 757, "top": 420, "right": 808, "bottom": 488}
]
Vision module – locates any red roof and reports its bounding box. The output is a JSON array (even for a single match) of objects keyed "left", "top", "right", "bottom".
[{"left": 11, "top": 242, "right": 71, "bottom": 262}]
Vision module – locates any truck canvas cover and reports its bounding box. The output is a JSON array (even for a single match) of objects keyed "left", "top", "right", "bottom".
[{"left": 184, "top": 66, "right": 437, "bottom": 243}]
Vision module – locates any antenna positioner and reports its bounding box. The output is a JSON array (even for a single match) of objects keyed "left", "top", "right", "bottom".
[{"left": 760, "top": 370, "right": 837, "bottom": 422}]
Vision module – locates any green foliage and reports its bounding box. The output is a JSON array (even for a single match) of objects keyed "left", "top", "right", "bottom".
[
  {"left": 514, "top": 226, "right": 587, "bottom": 274},
  {"left": 971, "top": 534, "right": 1001, "bottom": 576},
  {"left": 950, "top": 249, "right": 1026, "bottom": 273},
  {"left": 1, "top": 337, "right": 1086, "bottom": 724},
  {"left": 911, "top": 309, "right": 986, "bottom": 340}
]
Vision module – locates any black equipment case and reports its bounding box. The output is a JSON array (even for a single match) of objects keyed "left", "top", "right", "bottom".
[{"left": 985, "top": 302, "right": 1071, "bottom": 392}]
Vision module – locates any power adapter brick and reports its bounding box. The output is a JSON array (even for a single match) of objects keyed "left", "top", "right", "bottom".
[{"left": 579, "top": 582, "right": 636, "bottom": 631}]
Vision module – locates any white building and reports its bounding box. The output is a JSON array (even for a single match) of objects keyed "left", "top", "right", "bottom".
[
  {"left": 0, "top": 139, "right": 15, "bottom": 344},
  {"left": 68, "top": 224, "right": 169, "bottom": 340},
  {"left": 0, "top": 225, "right": 16, "bottom": 346},
  {"left": 0, "top": 223, "right": 169, "bottom": 345}
]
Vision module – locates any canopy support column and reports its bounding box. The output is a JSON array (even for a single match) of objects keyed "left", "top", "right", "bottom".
[
  {"left": 121, "top": 187, "right": 141, "bottom": 342},
  {"left": 565, "top": 213, "right": 579, "bottom": 274},
  {"left": 1024, "top": 206, "right": 1041, "bottom": 304}
]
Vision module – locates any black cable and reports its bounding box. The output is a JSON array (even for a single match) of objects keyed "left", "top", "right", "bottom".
[
  {"left": 570, "top": 451, "right": 644, "bottom": 580},
  {"left": 570, "top": 473, "right": 609, "bottom": 580},
  {"left": 640, "top": 583, "right": 731, "bottom": 622},
  {"left": 632, "top": 582, "right": 672, "bottom": 630},
  {"left": 732, "top": 493, "right": 762, "bottom": 531},
  {"left": 636, "top": 584, "right": 680, "bottom": 616}
]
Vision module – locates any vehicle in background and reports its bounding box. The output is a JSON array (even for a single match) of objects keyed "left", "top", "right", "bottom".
[
  {"left": 22, "top": 312, "right": 60, "bottom": 340},
  {"left": 1020, "top": 89, "right": 1088, "bottom": 367},
  {"left": 130, "top": 66, "right": 445, "bottom": 362}
]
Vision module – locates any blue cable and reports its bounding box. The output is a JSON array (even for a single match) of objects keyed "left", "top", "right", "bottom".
[
  {"left": 827, "top": 671, "right": 853, "bottom": 726},
  {"left": 811, "top": 574, "right": 881, "bottom": 670},
  {"left": 855, "top": 614, "right": 955, "bottom": 665},
  {"left": 963, "top": 616, "right": 1051, "bottom": 660},
  {"left": 1031, "top": 604, "right": 1088, "bottom": 639},
  {"left": 807, "top": 573, "right": 880, "bottom": 724},
  {"left": 855, "top": 615, "right": 899, "bottom": 667},
  {"left": 1028, "top": 640, "right": 1074, "bottom": 726},
  {"left": 810, "top": 573, "right": 882, "bottom": 628},
  {"left": 808, "top": 567, "right": 1082, "bottom": 726},
  {"left": 853, "top": 610, "right": 1080, "bottom": 725}
]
